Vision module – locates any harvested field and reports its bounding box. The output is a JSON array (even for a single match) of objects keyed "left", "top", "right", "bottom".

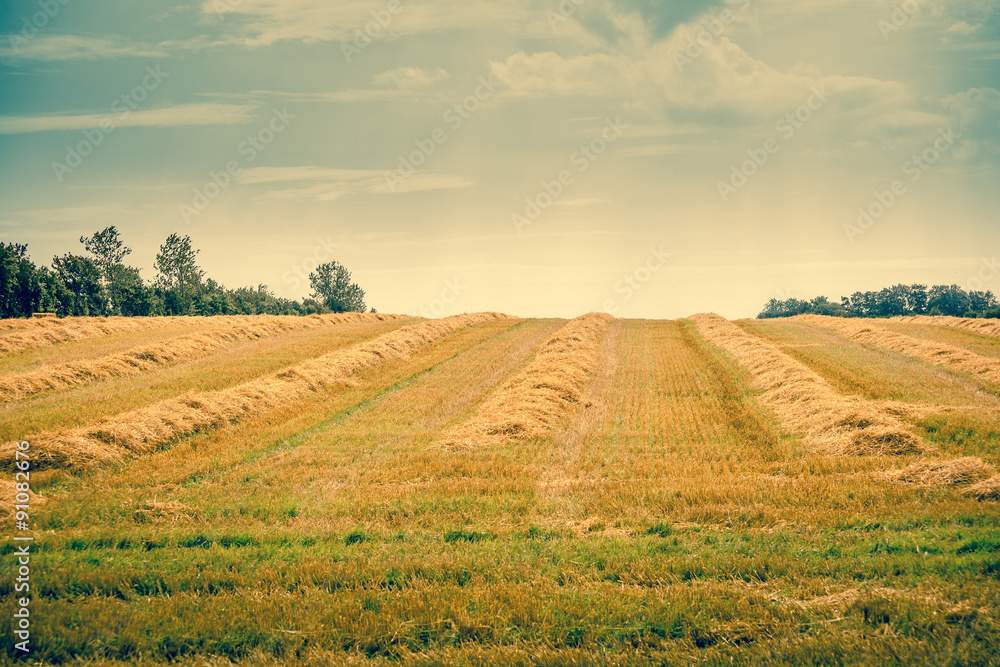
[
  {"left": 691, "top": 314, "right": 926, "bottom": 456},
  {"left": 0, "top": 312, "right": 401, "bottom": 402},
  {"left": 5, "top": 312, "right": 506, "bottom": 471},
  {"left": 799, "top": 314, "right": 1000, "bottom": 385},
  {"left": 435, "top": 312, "right": 612, "bottom": 448},
  {"left": 13, "top": 312, "right": 1000, "bottom": 666}
]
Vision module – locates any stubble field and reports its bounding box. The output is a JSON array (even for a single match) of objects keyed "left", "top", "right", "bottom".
[{"left": 2, "top": 312, "right": 999, "bottom": 665}]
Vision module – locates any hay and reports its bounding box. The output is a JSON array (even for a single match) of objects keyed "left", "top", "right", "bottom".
[
  {"left": 963, "top": 476, "right": 1000, "bottom": 501},
  {"left": 895, "top": 315, "right": 1000, "bottom": 339},
  {"left": 800, "top": 315, "right": 1000, "bottom": 384},
  {"left": 0, "top": 312, "right": 401, "bottom": 402},
  {"left": 890, "top": 457, "right": 995, "bottom": 488},
  {"left": 690, "top": 314, "right": 927, "bottom": 456},
  {"left": 0, "top": 480, "right": 44, "bottom": 522},
  {"left": 0, "top": 316, "right": 217, "bottom": 355},
  {"left": 133, "top": 498, "right": 196, "bottom": 523},
  {"left": 2, "top": 312, "right": 508, "bottom": 471},
  {"left": 435, "top": 313, "right": 614, "bottom": 448}
]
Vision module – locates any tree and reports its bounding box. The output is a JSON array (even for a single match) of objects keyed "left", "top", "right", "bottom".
[
  {"left": 81, "top": 226, "right": 132, "bottom": 314},
  {"left": 928, "top": 285, "right": 971, "bottom": 318},
  {"left": 0, "top": 243, "right": 42, "bottom": 318},
  {"left": 52, "top": 254, "right": 106, "bottom": 315},
  {"left": 154, "top": 234, "right": 204, "bottom": 315},
  {"left": 309, "top": 261, "right": 367, "bottom": 313}
]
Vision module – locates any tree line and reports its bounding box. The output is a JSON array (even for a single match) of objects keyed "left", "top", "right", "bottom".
[
  {"left": 0, "top": 228, "right": 369, "bottom": 318},
  {"left": 758, "top": 283, "right": 999, "bottom": 320}
]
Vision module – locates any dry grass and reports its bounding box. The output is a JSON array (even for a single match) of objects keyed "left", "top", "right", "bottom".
[
  {"left": 0, "top": 479, "right": 45, "bottom": 522},
  {"left": 3, "top": 313, "right": 507, "bottom": 471},
  {"left": 0, "top": 312, "right": 400, "bottom": 402},
  {"left": 691, "top": 314, "right": 926, "bottom": 456},
  {"left": 895, "top": 315, "right": 1000, "bottom": 339},
  {"left": 435, "top": 313, "right": 613, "bottom": 448},
  {"left": 0, "top": 315, "right": 233, "bottom": 354},
  {"left": 963, "top": 476, "right": 1000, "bottom": 501},
  {"left": 888, "top": 457, "right": 995, "bottom": 488},
  {"left": 800, "top": 315, "right": 1000, "bottom": 384}
]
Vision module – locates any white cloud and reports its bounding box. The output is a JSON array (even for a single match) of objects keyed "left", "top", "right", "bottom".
[
  {"left": 238, "top": 166, "right": 475, "bottom": 202},
  {"left": 0, "top": 104, "right": 260, "bottom": 134},
  {"left": 200, "top": 0, "right": 531, "bottom": 46},
  {"left": 0, "top": 34, "right": 167, "bottom": 61},
  {"left": 372, "top": 66, "right": 449, "bottom": 89}
]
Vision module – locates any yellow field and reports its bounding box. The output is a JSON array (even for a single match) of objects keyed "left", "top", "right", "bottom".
[{"left": 3, "top": 314, "right": 1000, "bottom": 665}]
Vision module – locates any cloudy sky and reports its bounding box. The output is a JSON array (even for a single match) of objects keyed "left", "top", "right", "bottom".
[{"left": 0, "top": 0, "right": 997, "bottom": 318}]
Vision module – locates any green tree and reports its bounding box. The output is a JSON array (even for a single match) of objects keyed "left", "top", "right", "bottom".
[
  {"left": 52, "top": 254, "right": 106, "bottom": 315},
  {"left": 309, "top": 261, "right": 367, "bottom": 313},
  {"left": 0, "top": 243, "right": 42, "bottom": 318},
  {"left": 154, "top": 234, "right": 204, "bottom": 315},
  {"left": 81, "top": 226, "right": 132, "bottom": 314},
  {"left": 928, "top": 284, "right": 971, "bottom": 317}
]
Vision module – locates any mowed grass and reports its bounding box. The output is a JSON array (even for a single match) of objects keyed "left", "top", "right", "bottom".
[
  {"left": 741, "top": 318, "right": 1000, "bottom": 461},
  {"left": 0, "top": 319, "right": 414, "bottom": 445},
  {"left": 878, "top": 319, "right": 1000, "bottom": 361},
  {"left": 6, "top": 317, "right": 1000, "bottom": 665},
  {"left": 0, "top": 320, "right": 227, "bottom": 376}
]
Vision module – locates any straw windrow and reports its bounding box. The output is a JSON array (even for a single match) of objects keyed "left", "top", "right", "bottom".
[
  {"left": 0, "top": 316, "right": 229, "bottom": 355},
  {"left": 435, "top": 313, "right": 614, "bottom": 448},
  {"left": 798, "top": 315, "right": 1000, "bottom": 384},
  {"left": 889, "top": 457, "right": 995, "bottom": 488},
  {"left": 690, "top": 314, "right": 926, "bottom": 456},
  {"left": 4, "top": 312, "right": 508, "bottom": 471},
  {"left": 0, "top": 312, "right": 403, "bottom": 402},
  {"left": 894, "top": 315, "right": 1000, "bottom": 339}
]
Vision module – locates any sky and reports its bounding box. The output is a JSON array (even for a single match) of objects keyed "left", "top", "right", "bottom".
[{"left": 0, "top": 0, "right": 998, "bottom": 319}]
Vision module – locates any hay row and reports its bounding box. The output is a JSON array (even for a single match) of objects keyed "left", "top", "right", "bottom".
[
  {"left": 0, "top": 315, "right": 226, "bottom": 355},
  {"left": 0, "top": 312, "right": 403, "bottom": 402},
  {"left": 689, "top": 314, "right": 926, "bottom": 456},
  {"left": 798, "top": 315, "right": 1000, "bottom": 384},
  {"left": 894, "top": 315, "right": 1000, "bottom": 339},
  {"left": 887, "top": 457, "right": 1000, "bottom": 501},
  {"left": 435, "top": 312, "right": 614, "bottom": 449},
  {"left": 3, "top": 312, "right": 508, "bottom": 471}
]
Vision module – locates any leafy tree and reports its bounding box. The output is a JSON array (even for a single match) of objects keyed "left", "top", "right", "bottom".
[
  {"left": 969, "top": 290, "right": 998, "bottom": 313},
  {"left": 309, "top": 261, "right": 367, "bottom": 313},
  {"left": 52, "top": 254, "right": 106, "bottom": 316},
  {"left": 928, "top": 284, "right": 971, "bottom": 318},
  {"left": 115, "top": 265, "right": 159, "bottom": 316},
  {"left": 154, "top": 234, "right": 204, "bottom": 315},
  {"left": 0, "top": 243, "right": 42, "bottom": 318},
  {"left": 81, "top": 226, "right": 133, "bottom": 314}
]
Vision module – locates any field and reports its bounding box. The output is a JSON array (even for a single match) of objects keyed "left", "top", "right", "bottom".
[{"left": 3, "top": 313, "right": 1000, "bottom": 665}]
